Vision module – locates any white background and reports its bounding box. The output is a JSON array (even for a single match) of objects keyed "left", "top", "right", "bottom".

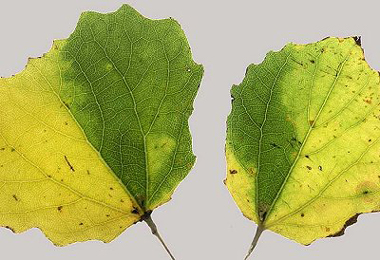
[{"left": 1, "top": 0, "right": 379, "bottom": 259}]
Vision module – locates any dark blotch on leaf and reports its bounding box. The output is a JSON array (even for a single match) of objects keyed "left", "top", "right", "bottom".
[
  {"left": 62, "top": 101, "right": 70, "bottom": 108},
  {"left": 64, "top": 155, "right": 75, "bottom": 172},
  {"left": 229, "top": 169, "right": 237, "bottom": 174},
  {"left": 131, "top": 207, "right": 139, "bottom": 214},
  {"left": 270, "top": 143, "right": 280, "bottom": 148}
]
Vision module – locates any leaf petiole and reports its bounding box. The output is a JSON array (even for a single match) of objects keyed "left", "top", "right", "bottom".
[
  {"left": 142, "top": 212, "right": 176, "bottom": 260},
  {"left": 244, "top": 224, "right": 265, "bottom": 260}
]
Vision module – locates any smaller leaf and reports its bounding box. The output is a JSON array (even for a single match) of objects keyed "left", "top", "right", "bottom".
[{"left": 225, "top": 36, "right": 380, "bottom": 258}]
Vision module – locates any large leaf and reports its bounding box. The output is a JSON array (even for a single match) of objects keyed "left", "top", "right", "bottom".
[
  {"left": 225, "top": 37, "right": 380, "bottom": 257},
  {"left": 0, "top": 4, "right": 203, "bottom": 252}
]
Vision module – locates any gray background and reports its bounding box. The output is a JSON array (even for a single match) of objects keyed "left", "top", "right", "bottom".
[{"left": 1, "top": 0, "right": 379, "bottom": 259}]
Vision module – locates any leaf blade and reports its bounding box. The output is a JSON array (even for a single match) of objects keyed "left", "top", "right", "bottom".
[
  {"left": 226, "top": 37, "right": 380, "bottom": 246},
  {"left": 0, "top": 4, "right": 203, "bottom": 245}
]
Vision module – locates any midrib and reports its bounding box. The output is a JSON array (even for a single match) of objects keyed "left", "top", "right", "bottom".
[{"left": 261, "top": 49, "right": 351, "bottom": 225}]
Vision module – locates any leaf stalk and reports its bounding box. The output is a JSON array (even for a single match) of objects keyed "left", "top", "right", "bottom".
[
  {"left": 143, "top": 212, "right": 176, "bottom": 260},
  {"left": 244, "top": 224, "right": 265, "bottom": 260}
]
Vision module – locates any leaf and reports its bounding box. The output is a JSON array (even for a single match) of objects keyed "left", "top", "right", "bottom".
[
  {"left": 225, "top": 37, "right": 380, "bottom": 258},
  {"left": 0, "top": 3, "right": 203, "bottom": 255}
]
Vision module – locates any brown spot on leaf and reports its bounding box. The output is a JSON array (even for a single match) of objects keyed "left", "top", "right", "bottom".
[
  {"left": 248, "top": 168, "right": 255, "bottom": 175},
  {"left": 270, "top": 143, "right": 280, "bottom": 148},
  {"left": 12, "top": 195, "right": 19, "bottom": 201},
  {"left": 131, "top": 207, "right": 139, "bottom": 214},
  {"left": 62, "top": 101, "right": 70, "bottom": 108},
  {"left": 229, "top": 169, "right": 237, "bottom": 174},
  {"left": 57, "top": 206, "right": 63, "bottom": 212},
  {"left": 64, "top": 156, "right": 75, "bottom": 172},
  {"left": 356, "top": 181, "right": 377, "bottom": 203},
  {"left": 306, "top": 166, "right": 312, "bottom": 170}
]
